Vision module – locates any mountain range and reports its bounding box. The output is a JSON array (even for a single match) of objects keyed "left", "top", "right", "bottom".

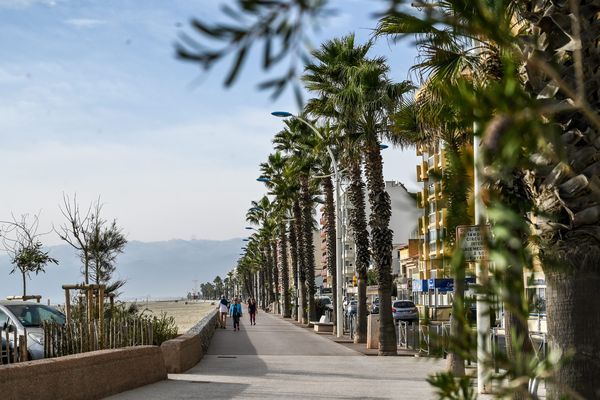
[{"left": 0, "top": 238, "right": 242, "bottom": 304}]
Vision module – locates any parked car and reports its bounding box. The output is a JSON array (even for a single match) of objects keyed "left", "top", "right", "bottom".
[
  {"left": 370, "top": 298, "right": 380, "bottom": 314},
  {"left": 315, "top": 296, "right": 333, "bottom": 318},
  {"left": 346, "top": 300, "right": 357, "bottom": 316},
  {"left": 392, "top": 300, "right": 419, "bottom": 324},
  {"left": 0, "top": 301, "right": 66, "bottom": 360}
]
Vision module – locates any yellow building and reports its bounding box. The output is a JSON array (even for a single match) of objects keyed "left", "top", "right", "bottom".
[{"left": 415, "top": 141, "right": 448, "bottom": 280}]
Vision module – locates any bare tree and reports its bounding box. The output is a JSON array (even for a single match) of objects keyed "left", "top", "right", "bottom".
[
  {"left": 57, "top": 194, "right": 127, "bottom": 292},
  {"left": 1, "top": 213, "right": 58, "bottom": 297},
  {"left": 56, "top": 193, "right": 95, "bottom": 284}
]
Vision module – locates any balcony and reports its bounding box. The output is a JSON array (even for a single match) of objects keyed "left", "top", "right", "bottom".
[
  {"left": 427, "top": 154, "right": 439, "bottom": 172},
  {"left": 437, "top": 209, "right": 447, "bottom": 229},
  {"left": 418, "top": 214, "right": 429, "bottom": 235},
  {"left": 417, "top": 187, "right": 429, "bottom": 208},
  {"left": 416, "top": 161, "right": 429, "bottom": 182},
  {"left": 436, "top": 181, "right": 443, "bottom": 199}
]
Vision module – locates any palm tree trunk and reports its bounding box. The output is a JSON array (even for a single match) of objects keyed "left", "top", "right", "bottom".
[
  {"left": 279, "top": 224, "right": 291, "bottom": 318},
  {"left": 294, "top": 200, "right": 307, "bottom": 323},
  {"left": 545, "top": 243, "right": 600, "bottom": 400},
  {"left": 301, "top": 176, "right": 316, "bottom": 323},
  {"left": 271, "top": 241, "right": 281, "bottom": 314},
  {"left": 266, "top": 246, "right": 275, "bottom": 307},
  {"left": 260, "top": 268, "right": 266, "bottom": 309},
  {"left": 364, "top": 144, "right": 396, "bottom": 355},
  {"left": 347, "top": 158, "right": 370, "bottom": 343},
  {"left": 289, "top": 211, "right": 299, "bottom": 320},
  {"left": 324, "top": 176, "right": 337, "bottom": 328}
]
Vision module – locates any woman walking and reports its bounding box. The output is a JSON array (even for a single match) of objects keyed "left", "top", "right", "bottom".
[
  {"left": 230, "top": 298, "right": 243, "bottom": 331},
  {"left": 218, "top": 295, "right": 229, "bottom": 329},
  {"left": 248, "top": 298, "right": 257, "bottom": 325}
]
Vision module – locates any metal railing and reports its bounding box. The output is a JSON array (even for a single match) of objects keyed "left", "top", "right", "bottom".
[
  {"left": 344, "top": 313, "right": 357, "bottom": 339},
  {"left": 396, "top": 321, "right": 450, "bottom": 356}
]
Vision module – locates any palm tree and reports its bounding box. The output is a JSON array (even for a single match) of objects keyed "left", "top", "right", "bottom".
[
  {"left": 303, "top": 34, "right": 373, "bottom": 343},
  {"left": 380, "top": 1, "right": 600, "bottom": 397},
  {"left": 346, "top": 52, "right": 413, "bottom": 355},
  {"left": 273, "top": 119, "right": 321, "bottom": 324},
  {"left": 376, "top": 3, "right": 543, "bottom": 386}
]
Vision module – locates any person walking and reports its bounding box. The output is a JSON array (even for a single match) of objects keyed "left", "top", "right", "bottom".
[
  {"left": 248, "top": 298, "right": 257, "bottom": 325},
  {"left": 218, "top": 295, "right": 229, "bottom": 329},
  {"left": 230, "top": 298, "right": 243, "bottom": 331}
]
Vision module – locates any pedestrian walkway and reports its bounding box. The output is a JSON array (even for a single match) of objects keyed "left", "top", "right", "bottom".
[{"left": 108, "top": 310, "right": 448, "bottom": 399}]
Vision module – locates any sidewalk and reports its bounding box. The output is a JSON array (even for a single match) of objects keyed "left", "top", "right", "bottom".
[
  {"left": 284, "top": 316, "right": 418, "bottom": 356},
  {"left": 107, "top": 310, "right": 448, "bottom": 399}
]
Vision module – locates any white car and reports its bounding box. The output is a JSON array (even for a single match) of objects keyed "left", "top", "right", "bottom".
[{"left": 0, "top": 301, "right": 66, "bottom": 360}]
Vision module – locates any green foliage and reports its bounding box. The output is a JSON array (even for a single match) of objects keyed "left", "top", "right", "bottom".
[
  {"left": 11, "top": 241, "right": 58, "bottom": 278},
  {"left": 149, "top": 312, "right": 178, "bottom": 345},
  {"left": 176, "top": 0, "right": 331, "bottom": 103},
  {"left": 2, "top": 213, "right": 58, "bottom": 297},
  {"left": 366, "top": 268, "right": 378, "bottom": 286},
  {"left": 427, "top": 372, "right": 476, "bottom": 400}
]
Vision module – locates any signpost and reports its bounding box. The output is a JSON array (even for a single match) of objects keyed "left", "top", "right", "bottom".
[
  {"left": 456, "top": 224, "right": 491, "bottom": 262},
  {"left": 457, "top": 224, "right": 491, "bottom": 393}
]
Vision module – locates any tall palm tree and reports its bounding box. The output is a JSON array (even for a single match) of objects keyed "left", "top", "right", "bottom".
[
  {"left": 348, "top": 55, "right": 414, "bottom": 356},
  {"left": 273, "top": 118, "right": 321, "bottom": 324},
  {"left": 303, "top": 34, "right": 373, "bottom": 343},
  {"left": 380, "top": 1, "right": 600, "bottom": 397},
  {"left": 376, "top": 3, "right": 541, "bottom": 385}
]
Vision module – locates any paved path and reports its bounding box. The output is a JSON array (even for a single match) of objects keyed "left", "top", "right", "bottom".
[{"left": 108, "top": 310, "right": 447, "bottom": 399}]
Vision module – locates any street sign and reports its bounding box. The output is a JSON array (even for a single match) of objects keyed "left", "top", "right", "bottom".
[
  {"left": 412, "top": 279, "right": 429, "bottom": 292},
  {"left": 456, "top": 224, "right": 491, "bottom": 262}
]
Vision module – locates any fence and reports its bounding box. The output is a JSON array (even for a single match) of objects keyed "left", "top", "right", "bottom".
[
  {"left": 396, "top": 321, "right": 450, "bottom": 356},
  {"left": 344, "top": 313, "right": 357, "bottom": 339},
  {"left": 490, "top": 328, "right": 549, "bottom": 373},
  {"left": 1, "top": 325, "right": 27, "bottom": 365},
  {"left": 43, "top": 317, "right": 154, "bottom": 358},
  {"left": 396, "top": 323, "right": 550, "bottom": 367}
]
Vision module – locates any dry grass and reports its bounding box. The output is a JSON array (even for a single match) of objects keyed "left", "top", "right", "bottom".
[{"left": 135, "top": 300, "right": 216, "bottom": 334}]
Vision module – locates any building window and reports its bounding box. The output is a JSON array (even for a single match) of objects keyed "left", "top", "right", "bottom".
[{"left": 429, "top": 229, "right": 438, "bottom": 242}]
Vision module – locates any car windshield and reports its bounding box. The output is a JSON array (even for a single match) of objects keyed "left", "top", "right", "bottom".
[
  {"left": 5, "top": 304, "right": 66, "bottom": 327},
  {"left": 393, "top": 301, "right": 416, "bottom": 308},
  {"left": 320, "top": 298, "right": 331, "bottom": 304},
  {"left": 349, "top": 301, "right": 357, "bottom": 305}
]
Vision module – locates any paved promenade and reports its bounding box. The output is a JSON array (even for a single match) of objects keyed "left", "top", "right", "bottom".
[{"left": 108, "top": 310, "right": 447, "bottom": 399}]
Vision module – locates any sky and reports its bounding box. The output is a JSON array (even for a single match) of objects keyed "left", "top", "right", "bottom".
[{"left": 0, "top": 0, "right": 420, "bottom": 245}]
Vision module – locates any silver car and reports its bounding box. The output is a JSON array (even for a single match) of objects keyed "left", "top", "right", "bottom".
[
  {"left": 392, "top": 300, "right": 419, "bottom": 323},
  {"left": 0, "top": 301, "right": 66, "bottom": 360}
]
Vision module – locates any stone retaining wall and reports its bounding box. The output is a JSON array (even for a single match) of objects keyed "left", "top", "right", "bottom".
[
  {"left": 0, "top": 346, "right": 167, "bottom": 400},
  {"left": 160, "top": 308, "right": 219, "bottom": 373}
]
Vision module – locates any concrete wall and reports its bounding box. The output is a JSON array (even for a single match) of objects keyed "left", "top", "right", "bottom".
[
  {"left": 0, "top": 346, "right": 167, "bottom": 400},
  {"left": 160, "top": 308, "right": 219, "bottom": 373}
]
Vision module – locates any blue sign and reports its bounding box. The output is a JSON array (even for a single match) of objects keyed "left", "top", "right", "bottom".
[
  {"left": 425, "top": 277, "right": 477, "bottom": 292},
  {"left": 412, "top": 279, "right": 429, "bottom": 292}
]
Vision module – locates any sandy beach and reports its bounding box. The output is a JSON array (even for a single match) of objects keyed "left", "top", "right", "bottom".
[{"left": 132, "top": 300, "right": 216, "bottom": 334}]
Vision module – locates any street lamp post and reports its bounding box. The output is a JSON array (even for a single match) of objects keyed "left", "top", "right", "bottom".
[{"left": 272, "top": 111, "right": 344, "bottom": 338}]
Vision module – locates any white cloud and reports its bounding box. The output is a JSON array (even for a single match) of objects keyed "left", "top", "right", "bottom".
[{"left": 64, "top": 18, "right": 107, "bottom": 28}]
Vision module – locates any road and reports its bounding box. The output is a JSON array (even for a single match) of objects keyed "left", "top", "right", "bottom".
[{"left": 108, "top": 310, "right": 448, "bottom": 399}]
